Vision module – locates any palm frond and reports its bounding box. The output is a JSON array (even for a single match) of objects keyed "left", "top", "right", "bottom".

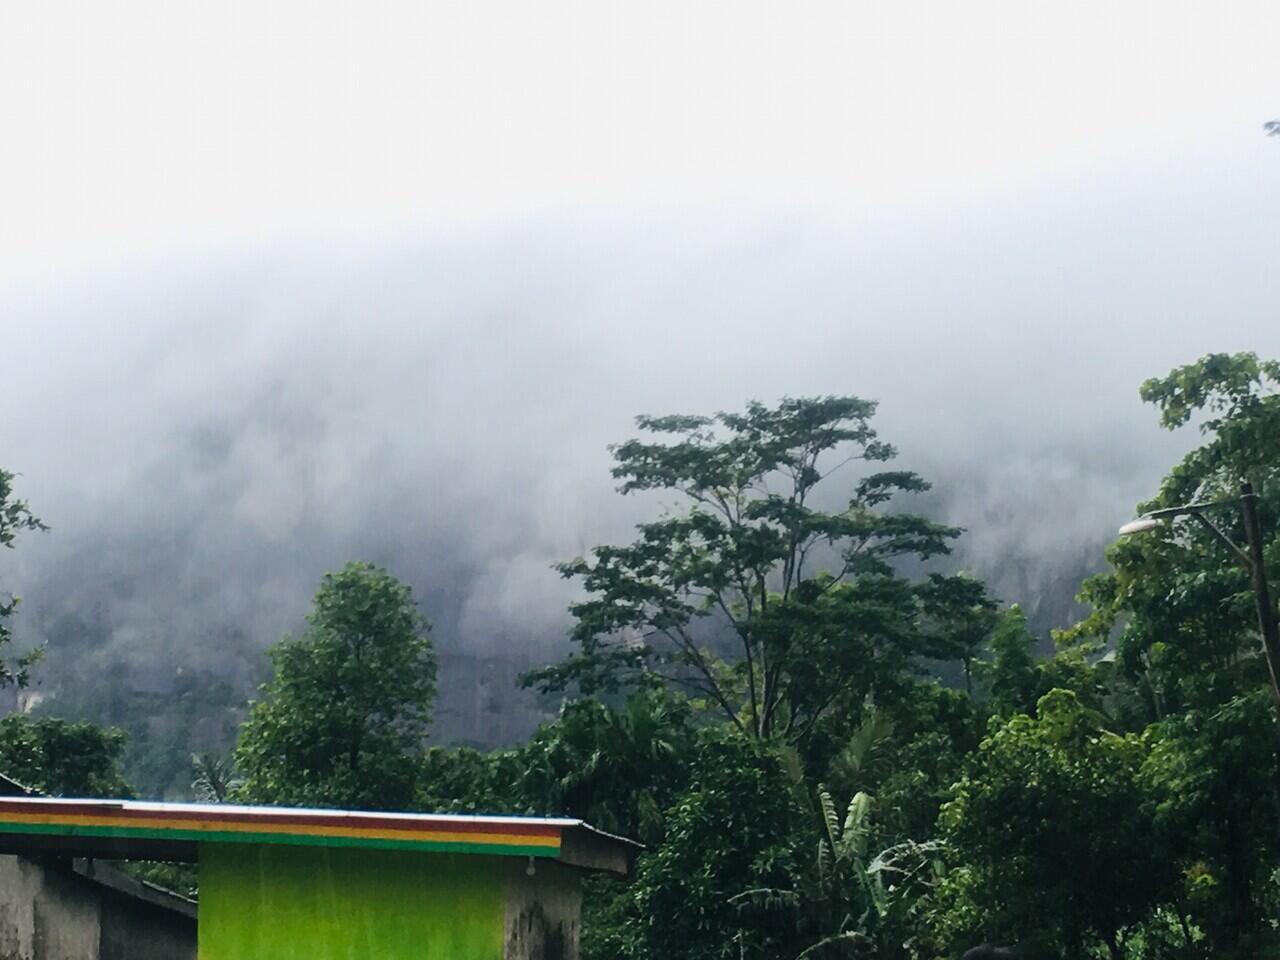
[
  {"left": 828, "top": 709, "right": 894, "bottom": 788},
  {"left": 818, "top": 784, "right": 841, "bottom": 850},
  {"left": 795, "top": 930, "right": 871, "bottom": 959},
  {"left": 728, "top": 886, "right": 800, "bottom": 912},
  {"left": 839, "top": 791, "right": 874, "bottom": 863}
]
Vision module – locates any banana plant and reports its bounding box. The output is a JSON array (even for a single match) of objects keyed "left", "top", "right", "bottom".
[
  {"left": 816, "top": 785, "right": 882, "bottom": 930},
  {"left": 809, "top": 786, "right": 944, "bottom": 958}
]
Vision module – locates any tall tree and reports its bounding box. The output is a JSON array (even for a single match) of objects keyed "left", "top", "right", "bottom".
[
  {"left": 235, "top": 562, "right": 437, "bottom": 810},
  {"left": 527, "top": 396, "right": 983, "bottom": 743},
  {"left": 1059, "top": 352, "right": 1280, "bottom": 954},
  {"left": 1069, "top": 352, "right": 1280, "bottom": 716}
]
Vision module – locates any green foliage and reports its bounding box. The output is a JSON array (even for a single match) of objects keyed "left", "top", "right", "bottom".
[
  {"left": 235, "top": 562, "right": 437, "bottom": 810},
  {"left": 0, "top": 469, "right": 47, "bottom": 551},
  {"left": 1138, "top": 351, "right": 1280, "bottom": 437},
  {"left": 1069, "top": 352, "right": 1280, "bottom": 718},
  {"left": 416, "top": 745, "right": 509, "bottom": 813},
  {"left": 0, "top": 469, "right": 46, "bottom": 689},
  {"left": 940, "top": 690, "right": 1174, "bottom": 959},
  {"left": 624, "top": 731, "right": 811, "bottom": 960},
  {"left": 421, "top": 690, "right": 697, "bottom": 845},
  {"left": 980, "top": 606, "right": 1041, "bottom": 716},
  {"left": 526, "top": 396, "right": 985, "bottom": 749},
  {"left": 799, "top": 785, "right": 943, "bottom": 959},
  {"left": 1141, "top": 690, "right": 1280, "bottom": 956},
  {"left": 817, "top": 788, "right": 875, "bottom": 907},
  {"left": 0, "top": 714, "right": 132, "bottom": 798},
  {"left": 1026, "top": 351, "right": 1280, "bottom": 956},
  {"left": 603, "top": 728, "right": 947, "bottom": 960},
  {"left": 977, "top": 605, "right": 1118, "bottom": 725},
  {"left": 124, "top": 861, "right": 198, "bottom": 900},
  {"left": 821, "top": 708, "right": 894, "bottom": 806},
  {"left": 516, "top": 691, "right": 697, "bottom": 844},
  {"left": 853, "top": 682, "right": 985, "bottom": 854},
  {"left": 507, "top": 399, "right": 1009, "bottom": 958},
  {"left": 581, "top": 873, "right": 641, "bottom": 960}
]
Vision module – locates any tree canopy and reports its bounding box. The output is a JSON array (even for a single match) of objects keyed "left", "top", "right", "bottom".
[
  {"left": 527, "top": 396, "right": 991, "bottom": 747},
  {"left": 1069, "top": 352, "right": 1280, "bottom": 716},
  {"left": 235, "top": 561, "right": 437, "bottom": 810},
  {"left": 940, "top": 690, "right": 1172, "bottom": 960},
  {"left": 0, "top": 714, "right": 131, "bottom": 798}
]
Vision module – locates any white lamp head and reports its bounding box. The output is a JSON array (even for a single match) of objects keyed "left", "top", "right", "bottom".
[{"left": 1118, "top": 517, "right": 1163, "bottom": 536}]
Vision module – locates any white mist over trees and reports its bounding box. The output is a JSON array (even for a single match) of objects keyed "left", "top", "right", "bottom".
[{"left": 1, "top": 156, "right": 1278, "bottom": 793}]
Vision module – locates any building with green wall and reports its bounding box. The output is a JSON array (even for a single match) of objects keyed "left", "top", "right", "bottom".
[{"left": 0, "top": 796, "right": 636, "bottom": 960}]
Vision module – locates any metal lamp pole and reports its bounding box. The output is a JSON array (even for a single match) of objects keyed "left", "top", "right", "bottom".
[{"left": 1120, "top": 481, "right": 1280, "bottom": 706}]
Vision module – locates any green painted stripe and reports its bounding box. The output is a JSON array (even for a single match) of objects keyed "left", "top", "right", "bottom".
[{"left": 0, "top": 821, "right": 560, "bottom": 858}]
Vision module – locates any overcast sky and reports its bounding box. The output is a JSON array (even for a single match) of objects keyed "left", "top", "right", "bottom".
[
  {"left": 2, "top": 3, "right": 1279, "bottom": 740},
  {"left": 3, "top": 1, "right": 1278, "bottom": 276}
]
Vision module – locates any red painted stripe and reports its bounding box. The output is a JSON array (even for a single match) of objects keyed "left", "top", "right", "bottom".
[{"left": 0, "top": 800, "right": 117, "bottom": 817}]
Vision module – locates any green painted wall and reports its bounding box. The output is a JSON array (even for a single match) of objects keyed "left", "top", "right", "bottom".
[{"left": 199, "top": 842, "right": 506, "bottom": 960}]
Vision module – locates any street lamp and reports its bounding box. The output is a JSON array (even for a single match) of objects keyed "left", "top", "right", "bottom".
[
  {"left": 1118, "top": 518, "right": 1162, "bottom": 536},
  {"left": 1120, "top": 481, "right": 1280, "bottom": 706}
]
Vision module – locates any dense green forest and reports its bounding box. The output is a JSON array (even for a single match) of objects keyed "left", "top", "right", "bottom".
[{"left": 2, "top": 351, "right": 1278, "bottom": 959}]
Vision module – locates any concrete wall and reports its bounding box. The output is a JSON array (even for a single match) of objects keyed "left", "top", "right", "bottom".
[
  {"left": 0, "top": 854, "right": 195, "bottom": 960},
  {"left": 503, "top": 859, "right": 582, "bottom": 960}
]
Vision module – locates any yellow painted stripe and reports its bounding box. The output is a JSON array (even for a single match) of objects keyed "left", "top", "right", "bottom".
[{"left": 0, "top": 813, "right": 559, "bottom": 849}]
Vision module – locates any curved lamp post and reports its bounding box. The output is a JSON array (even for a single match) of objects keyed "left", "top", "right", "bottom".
[{"left": 1119, "top": 482, "right": 1280, "bottom": 706}]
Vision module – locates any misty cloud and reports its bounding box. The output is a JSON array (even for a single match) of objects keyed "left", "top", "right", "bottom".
[{"left": 2, "top": 147, "right": 1278, "bottom": 777}]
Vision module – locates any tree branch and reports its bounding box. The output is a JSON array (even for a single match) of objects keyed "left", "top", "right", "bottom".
[{"left": 715, "top": 593, "right": 759, "bottom": 733}]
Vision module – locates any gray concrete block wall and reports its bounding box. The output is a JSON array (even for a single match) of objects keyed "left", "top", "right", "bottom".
[
  {"left": 0, "top": 855, "right": 195, "bottom": 960},
  {"left": 97, "top": 889, "right": 195, "bottom": 960},
  {"left": 31, "top": 862, "right": 104, "bottom": 960}
]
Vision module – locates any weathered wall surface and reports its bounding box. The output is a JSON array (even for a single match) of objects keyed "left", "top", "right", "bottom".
[
  {"left": 0, "top": 854, "right": 195, "bottom": 960},
  {"left": 200, "top": 843, "right": 591, "bottom": 960},
  {"left": 95, "top": 874, "right": 197, "bottom": 960},
  {"left": 503, "top": 860, "right": 582, "bottom": 960},
  {"left": 0, "top": 854, "right": 111, "bottom": 959},
  {"left": 199, "top": 843, "right": 507, "bottom": 960}
]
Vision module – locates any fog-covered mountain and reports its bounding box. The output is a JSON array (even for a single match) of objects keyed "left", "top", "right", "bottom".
[{"left": 4, "top": 169, "right": 1277, "bottom": 793}]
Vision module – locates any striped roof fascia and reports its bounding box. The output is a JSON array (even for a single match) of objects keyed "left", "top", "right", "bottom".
[{"left": 0, "top": 798, "right": 637, "bottom": 875}]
